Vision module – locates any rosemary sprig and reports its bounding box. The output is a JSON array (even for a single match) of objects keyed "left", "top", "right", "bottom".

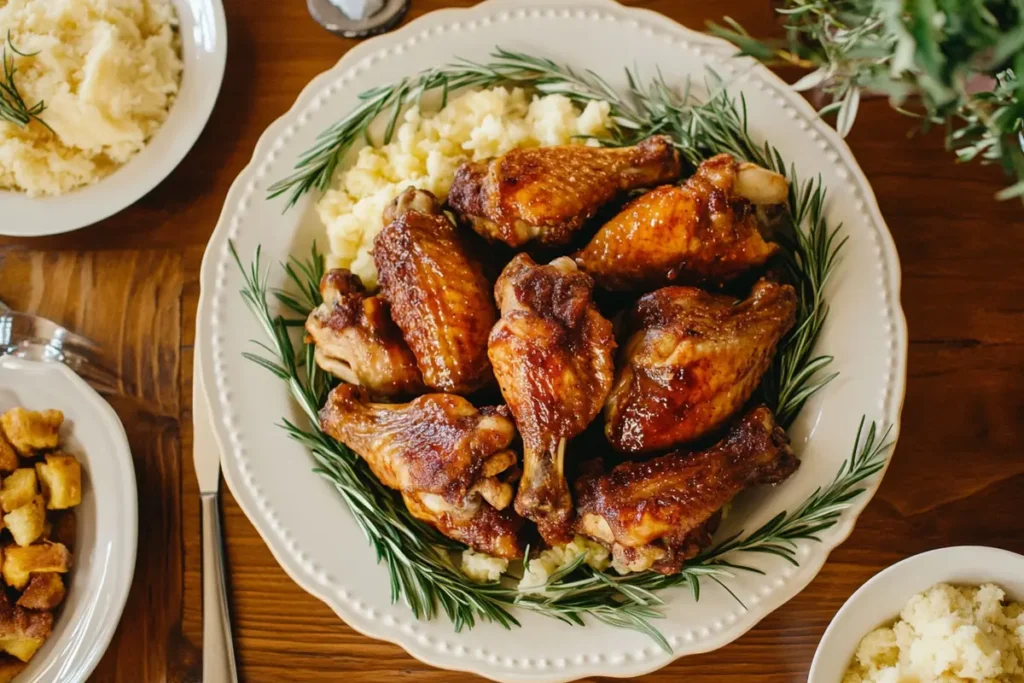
[
  {"left": 0, "top": 32, "right": 51, "bottom": 131},
  {"left": 268, "top": 50, "right": 843, "bottom": 417},
  {"left": 709, "top": 1, "right": 1024, "bottom": 200},
  {"left": 241, "top": 53, "right": 893, "bottom": 648},
  {"left": 232, "top": 237, "right": 891, "bottom": 650}
]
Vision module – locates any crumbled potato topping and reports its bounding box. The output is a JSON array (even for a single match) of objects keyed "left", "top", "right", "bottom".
[{"left": 844, "top": 583, "right": 1024, "bottom": 682}]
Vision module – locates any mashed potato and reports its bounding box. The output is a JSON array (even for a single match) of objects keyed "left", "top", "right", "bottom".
[
  {"left": 318, "top": 87, "right": 612, "bottom": 288},
  {"left": 460, "top": 549, "right": 509, "bottom": 584},
  {"left": 0, "top": 0, "right": 182, "bottom": 195},
  {"left": 844, "top": 584, "right": 1024, "bottom": 683},
  {"left": 518, "top": 536, "right": 611, "bottom": 592}
]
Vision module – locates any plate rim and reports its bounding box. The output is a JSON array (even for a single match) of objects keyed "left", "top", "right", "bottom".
[
  {"left": 0, "top": 356, "right": 139, "bottom": 683},
  {"left": 0, "top": 0, "right": 228, "bottom": 237},
  {"left": 197, "top": 1, "right": 909, "bottom": 679}
]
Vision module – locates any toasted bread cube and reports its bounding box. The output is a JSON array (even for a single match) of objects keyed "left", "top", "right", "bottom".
[
  {"left": 35, "top": 453, "right": 81, "bottom": 510},
  {"left": 0, "top": 638, "right": 44, "bottom": 663},
  {"left": 17, "top": 574, "right": 66, "bottom": 611},
  {"left": 4, "top": 497, "right": 45, "bottom": 547},
  {"left": 0, "top": 436, "right": 16, "bottom": 474},
  {"left": 0, "top": 470, "right": 37, "bottom": 514},
  {"left": 2, "top": 543, "right": 70, "bottom": 590},
  {"left": 0, "top": 655, "right": 26, "bottom": 682},
  {"left": 0, "top": 409, "right": 62, "bottom": 456},
  {"left": 0, "top": 594, "right": 52, "bottom": 661}
]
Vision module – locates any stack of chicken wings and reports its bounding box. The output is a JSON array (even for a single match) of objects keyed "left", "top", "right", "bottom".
[{"left": 309, "top": 135, "right": 801, "bottom": 575}]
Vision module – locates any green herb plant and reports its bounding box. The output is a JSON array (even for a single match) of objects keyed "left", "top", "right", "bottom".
[
  {"left": 237, "top": 50, "right": 894, "bottom": 649},
  {"left": 709, "top": 1, "right": 1024, "bottom": 200}
]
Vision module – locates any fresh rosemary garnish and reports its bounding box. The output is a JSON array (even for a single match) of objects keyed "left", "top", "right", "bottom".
[
  {"left": 232, "top": 237, "right": 890, "bottom": 650},
  {"left": 239, "top": 51, "right": 894, "bottom": 648},
  {"left": 709, "top": 1, "right": 1024, "bottom": 200},
  {"left": 0, "top": 32, "right": 51, "bottom": 131}
]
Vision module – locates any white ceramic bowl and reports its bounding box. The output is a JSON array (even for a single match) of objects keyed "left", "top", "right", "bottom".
[
  {"left": 0, "top": 357, "right": 138, "bottom": 682},
  {"left": 810, "top": 546, "right": 1024, "bottom": 681},
  {"left": 0, "top": 0, "right": 227, "bottom": 237}
]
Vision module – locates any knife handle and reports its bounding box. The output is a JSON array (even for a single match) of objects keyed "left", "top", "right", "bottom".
[{"left": 202, "top": 492, "right": 239, "bottom": 683}]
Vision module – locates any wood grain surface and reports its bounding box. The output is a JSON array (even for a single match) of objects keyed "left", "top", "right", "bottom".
[{"left": 1, "top": 1, "right": 1023, "bottom": 681}]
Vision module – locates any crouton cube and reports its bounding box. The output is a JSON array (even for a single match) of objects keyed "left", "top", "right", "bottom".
[
  {"left": 2, "top": 543, "right": 70, "bottom": 590},
  {"left": 0, "top": 594, "right": 52, "bottom": 660},
  {"left": 0, "top": 655, "right": 26, "bottom": 682},
  {"left": 35, "top": 453, "right": 81, "bottom": 510},
  {"left": 16, "top": 574, "right": 66, "bottom": 611},
  {"left": 4, "top": 497, "right": 46, "bottom": 547},
  {"left": 0, "top": 437, "right": 16, "bottom": 473},
  {"left": 0, "top": 470, "right": 37, "bottom": 514},
  {"left": 0, "top": 638, "right": 44, "bottom": 663},
  {"left": 0, "top": 409, "right": 62, "bottom": 456}
]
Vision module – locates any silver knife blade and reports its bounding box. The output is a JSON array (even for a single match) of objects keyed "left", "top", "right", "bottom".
[{"left": 193, "top": 353, "right": 221, "bottom": 495}]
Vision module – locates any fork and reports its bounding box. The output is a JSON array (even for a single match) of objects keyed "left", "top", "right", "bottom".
[{"left": 0, "top": 302, "right": 120, "bottom": 394}]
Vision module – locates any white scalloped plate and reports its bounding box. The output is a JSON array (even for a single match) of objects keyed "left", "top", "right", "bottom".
[
  {"left": 196, "top": 1, "right": 908, "bottom": 680},
  {"left": 0, "top": 357, "right": 137, "bottom": 683}
]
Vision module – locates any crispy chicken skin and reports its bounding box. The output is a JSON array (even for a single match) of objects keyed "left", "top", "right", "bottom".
[
  {"left": 576, "top": 406, "right": 798, "bottom": 574},
  {"left": 605, "top": 278, "right": 797, "bottom": 454},
  {"left": 319, "top": 383, "right": 524, "bottom": 558},
  {"left": 373, "top": 188, "right": 497, "bottom": 394},
  {"left": 574, "top": 154, "right": 788, "bottom": 291},
  {"left": 305, "top": 269, "right": 425, "bottom": 398},
  {"left": 448, "top": 136, "right": 682, "bottom": 248},
  {"left": 488, "top": 254, "right": 616, "bottom": 544}
]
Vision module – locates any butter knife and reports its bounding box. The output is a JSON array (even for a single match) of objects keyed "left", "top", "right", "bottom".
[{"left": 193, "top": 355, "right": 240, "bottom": 682}]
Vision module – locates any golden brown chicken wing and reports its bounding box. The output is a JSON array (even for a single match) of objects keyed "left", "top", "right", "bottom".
[
  {"left": 574, "top": 154, "right": 788, "bottom": 291},
  {"left": 448, "top": 136, "right": 682, "bottom": 248},
  {"left": 576, "top": 405, "right": 798, "bottom": 574},
  {"left": 605, "top": 278, "right": 797, "bottom": 454},
  {"left": 305, "top": 269, "right": 425, "bottom": 398},
  {"left": 320, "top": 383, "right": 524, "bottom": 558},
  {"left": 488, "top": 254, "right": 616, "bottom": 544},
  {"left": 373, "top": 188, "right": 496, "bottom": 394}
]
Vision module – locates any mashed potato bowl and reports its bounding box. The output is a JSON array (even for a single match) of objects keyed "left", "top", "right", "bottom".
[
  {"left": 811, "top": 547, "right": 1024, "bottom": 682},
  {"left": 0, "top": 0, "right": 226, "bottom": 236}
]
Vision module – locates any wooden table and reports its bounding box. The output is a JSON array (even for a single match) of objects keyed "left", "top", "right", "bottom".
[{"left": 2, "top": 1, "right": 1022, "bottom": 680}]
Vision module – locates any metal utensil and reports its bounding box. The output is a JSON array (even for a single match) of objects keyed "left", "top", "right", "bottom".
[
  {"left": 0, "top": 307, "right": 120, "bottom": 394},
  {"left": 193, "top": 355, "right": 239, "bottom": 683},
  {"left": 307, "top": 0, "right": 408, "bottom": 38}
]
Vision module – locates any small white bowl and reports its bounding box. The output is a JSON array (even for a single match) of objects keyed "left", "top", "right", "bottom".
[
  {"left": 0, "top": 0, "right": 227, "bottom": 236},
  {"left": 0, "top": 356, "right": 138, "bottom": 682},
  {"left": 810, "top": 546, "right": 1024, "bottom": 682}
]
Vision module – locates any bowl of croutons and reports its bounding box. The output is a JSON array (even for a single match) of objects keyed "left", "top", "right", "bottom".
[{"left": 0, "top": 356, "right": 137, "bottom": 682}]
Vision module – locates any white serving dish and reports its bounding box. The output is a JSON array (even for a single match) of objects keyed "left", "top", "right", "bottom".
[
  {"left": 0, "top": 356, "right": 138, "bottom": 682},
  {"left": 810, "top": 546, "right": 1024, "bottom": 681},
  {"left": 196, "top": 0, "right": 908, "bottom": 680},
  {"left": 0, "top": 0, "right": 227, "bottom": 237}
]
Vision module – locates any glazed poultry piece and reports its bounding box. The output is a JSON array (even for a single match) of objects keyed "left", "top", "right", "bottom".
[
  {"left": 576, "top": 406, "right": 798, "bottom": 574},
  {"left": 320, "top": 383, "right": 524, "bottom": 558},
  {"left": 448, "top": 135, "right": 682, "bottom": 248},
  {"left": 488, "top": 254, "right": 616, "bottom": 543},
  {"left": 373, "top": 188, "right": 496, "bottom": 394},
  {"left": 605, "top": 278, "right": 797, "bottom": 454},
  {"left": 574, "top": 154, "right": 788, "bottom": 291},
  {"left": 305, "top": 269, "right": 425, "bottom": 398}
]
